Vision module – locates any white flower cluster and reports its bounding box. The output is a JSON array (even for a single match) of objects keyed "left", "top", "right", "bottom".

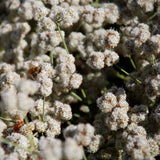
[
  {"left": 97, "top": 87, "right": 129, "bottom": 131},
  {"left": 0, "top": 0, "right": 160, "bottom": 159},
  {"left": 0, "top": 63, "right": 40, "bottom": 120},
  {"left": 116, "top": 122, "right": 159, "bottom": 160},
  {"left": 28, "top": 100, "right": 72, "bottom": 137},
  {"left": 121, "top": 23, "right": 151, "bottom": 56},
  {"left": 39, "top": 136, "right": 83, "bottom": 160},
  {"left": 126, "top": 60, "right": 160, "bottom": 103},
  {"left": 0, "top": 21, "right": 30, "bottom": 64},
  {"left": 87, "top": 49, "right": 119, "bottom": 70},
  {"left": 50, "top": 5, "right": 79, "bottom": 29},
  {"left": 53, "top": 48, "right": 83, "bottom": 94},
  {"left": 126, "top": 0, "right": 156, "bottom": 12},
  {"left": 18, "top": 0, "right": 49, "bottom": 21},
  {"left": 129, "top": 104, "right": 149, "bottom": 123},
  {"left": 80, "top": 3, "right": 119, "bottom": 32},
  {"left": 64, "top": 123, "right": 104, "bottom": 154},
  {"left": 24, "top": 56, "right": 55, "bottom": 97}
]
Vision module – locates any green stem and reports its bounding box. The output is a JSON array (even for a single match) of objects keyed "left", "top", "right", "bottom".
[
  {"left": 81, "top": 88, "right": 86, "bottom": 99},
  {"left": 116, "top": 72, "right": 128, "bottom": 81},
  {"left": 56, "top": 23, "right": 70, "bottom": 54},
  {"left": 115, "top": 65, "right": 142, "bottom": 85},
  {"left": 38, "top": 115, "right": 42, "bottom": 121},
  {"left": 24, "top": 116, "right": 29, "bottom": 124},
  {"left": 91, "top": 0, "right": 94, "bottom": 6},
  {"left": 152, "top": 54, "right": 155, "bottom": 65},
  {"left": 42, "top": 96, "right": 45, "bottom": 122},
  {"left": 50, "top": 50, "right": 54, "bottom": 66},
  {"left": 67, "top": 121, "right": 71, "bottom": 125},
  {"left": 71, "top": 92, "right": 82, "bottom": 101},
  {"left": 95, "top": 0, "right": 99, "bottom": 8},
  {"left": 149, "top": 12, "right": 157, "bottom": 20},
  {"left": 83, "top": 147, "right": 87, "bottom": 160},
  {"left": 0, "top": 117, "right": 16, "bottom": 123},
  {"left": 73, "top": 113, "right": 80, "bottom": 118},
  {"left": 128, "top": 55, "right": 136, "bottom": 70},
  {"left": 33, "top": 132, "right": 38, "bottom": 137}
]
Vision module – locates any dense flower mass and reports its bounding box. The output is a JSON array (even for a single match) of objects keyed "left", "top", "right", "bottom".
[{"left": 0, "top": 0, "right": 160, "bottom": 159}]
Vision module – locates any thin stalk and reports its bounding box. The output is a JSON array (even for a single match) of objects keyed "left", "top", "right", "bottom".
[
  {"left": 115, "top": 65, "right": 142, "bottom": 85},
  {"left": 81, "top": 88, "right": 86, "bottom": 99},
  {"left": 33, "top": 132, "right": 38, "bottom": 137},
  {"left": 38, "top": 115, "right": 42, "bottom": 121},
  {"left": 0, "top": 117, "right": 16, "bottom": 123},
  {"left": 83, "top": 147, "right": 87, "bottom": 160},
  {"left": 73, "top": 113, "right": 80, "bottom": 118},
  {"left": 128, "top": 55, "right": 136, "bottom": 70},
  {"left": 24, "top": 116, "right": 29, "bottom": 124},
  {"left": 149, "top": 12, "right": 157, "bottom": 20},
  {"left": 95, "top": 0, "right": 99, "bottom": 8},
  {"left": 67, "top": 121, "right": 71, "bottom": 125},
  {"left": 87, "top": 100, "right": 92, "bottom": 105},
  {"left": 42, "top": 96, "right": 45, "bottom": 122},
  {"left": 91, "top": 0, "right": 94, "bottom": 6},
  {"left": 50, "top": 50, "right": 54, "bottom": 66},
  {"left": 76, "top": 21, "right": 83, "bottom": 31},
  {"left": 152, "top": 54, "right": 155, "bottom": 65},
  {"left": 56, "top": 23, "right": 70, "bottom": 54},
  {"left": 71, "top": 92, "right": 82, "bottom": 101},
  {"left": 116, "top": 72, "right": 128, "bottom": 81}
]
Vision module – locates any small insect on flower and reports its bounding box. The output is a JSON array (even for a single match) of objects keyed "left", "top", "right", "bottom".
[
  {"left": 13, "top": 120, "right": 24, "bottom": 132},
  {"left": 28, "top": 66, "right": 41, "bottom": 78}
]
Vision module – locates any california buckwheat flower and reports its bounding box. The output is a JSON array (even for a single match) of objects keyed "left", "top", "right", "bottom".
[
  {"left": 68, "top": 32, "right": 86, "bottom": 58},
  {"left": 129, "top": 105, "right": 149, "bottom": 123},
  {"left": 50, "top": 6, "right": 79, "bottom": 28},
  {"left": 6, "top": 133, "right": 30, "bottom": 159},
  {"left": 87, "top": 135, "right": 104, "bottom": 153},
  {"left": 54, "top": 51, "right": 82, "bottom": 94},
  {"left": 37, "top": 17, "right": 56, "bottom": 33},
  {"left": 52, "top": 101, "right": 72, "bottom": 121},
  {"left": 137, "top": 0, "right": 156, "bottom": 12},
  {"left": 0, "top": 0, "right": 160, "bottom": 159},
  {"left": 97, "top": 87, "right": 129, "bottom": 131},
  {"left": 63, "top": 138, "right": 83, "bottom": 160},
  {"left": 39, "top": 137, "right": 62, "bottom": 160},
  {"left": 97, "top": 92, "right": 117, "bottom": 113},
  {"left": 101, "top": 3, "right": 120, "bottom": 24},
  {"left": 87, "top": 52, "right": 105, "bottom": 70},
  {"left": 64, "top": 123, "right": 95, "bottom": 146},
  {"left": 104, "top": 49, "right": 119, "bottom": 67}
]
